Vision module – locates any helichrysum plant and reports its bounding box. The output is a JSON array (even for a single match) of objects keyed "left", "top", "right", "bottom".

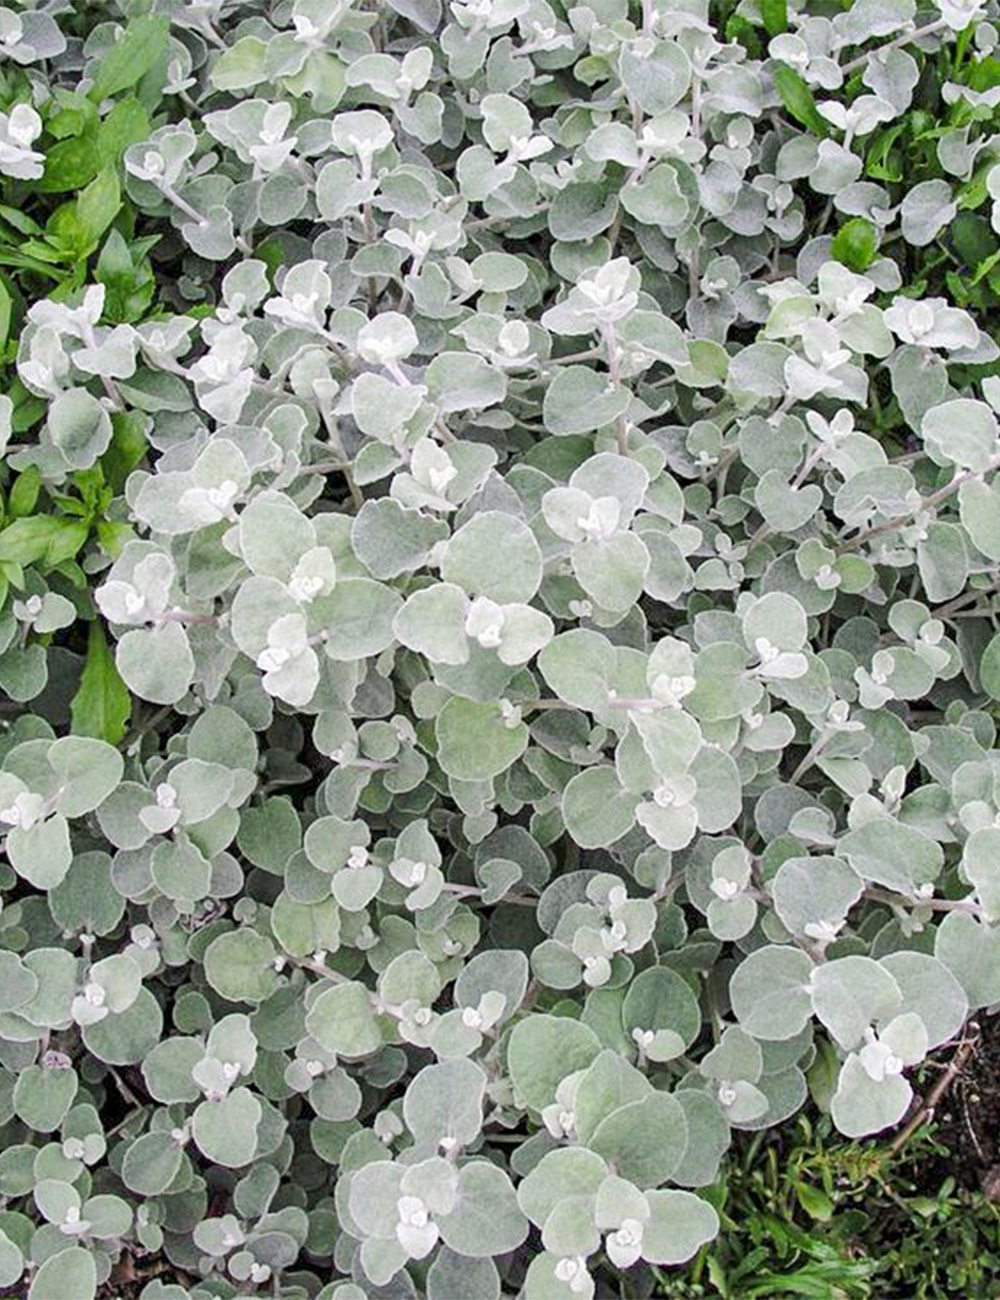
[{"left": 1, "top": 0, "right": 1000, "bottom": 1296}]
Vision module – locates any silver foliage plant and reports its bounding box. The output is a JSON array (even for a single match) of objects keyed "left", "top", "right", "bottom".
[{"left": 6, "top": 0, "right": 1000, "bottom": 1296}]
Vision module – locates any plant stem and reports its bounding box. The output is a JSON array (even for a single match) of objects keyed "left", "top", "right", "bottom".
[
  {"left": 864, "top": 886, "right": 982, "bottom": 916},
  {"left": 318, "top": 404, "right": 364, "bottom": 512},
  {"left": 889, "top": 1024, "right": 979, "bottom": 1155},
  {"left": 932, "top": 572, "right": 1000, "bottom": 622},
  {"left": 840, "top": 18, "right": 948, "bottom": 75},
  {"left": 837, "top": 453, "right": 1000, "bottom": 555},
  {"left": 120, "top": 703, "right": 173, "bottom": 753},
  {"left": 298, "top": 957, "right": 351, "bottom": 984},
  {"left": 788, "top": 729, "right": 833, "bottom": 784},
  {"left": 602, "top": 321, "right": 630, "bottom": 457},
  {"left": 442, "top": 883, "right": 538, "bottom": 907},
  {"left": 160, "top": 183, "right": 253, "bottom": 256}
]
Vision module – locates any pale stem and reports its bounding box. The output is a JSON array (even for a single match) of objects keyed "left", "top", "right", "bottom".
[
  {"left": 319, "top": 403, "right": 364, "bottom": 512},
  {"left": 602, "top": 320, "right": 630, "bottom": 457},
  {"left": 837, "top": 452, "right": 1000, "bottom": 555},
  {"left": 159, "top": 181, "right": 253, "bottom": 256},
  {"left": 840, "top": 17, "right": 948, "bottom": 75},
  {"left": 931, "top": 571, "right": 1000, "bottom": 622},
  {"left": 788, "top": 728, "right": 834, "bottom": 784},
  {"left": 864, "top": 886, "right": 983, "bottom": 916}
]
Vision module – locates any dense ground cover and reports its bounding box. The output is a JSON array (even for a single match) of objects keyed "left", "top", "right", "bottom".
[{"left": 3, "top": 0, "right": 1000, "bottom": 1297}]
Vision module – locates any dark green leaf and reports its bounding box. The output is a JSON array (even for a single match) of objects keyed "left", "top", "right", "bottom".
[
  {"left": 96, "top": 230, "right": 156, "bottom": 323},
  {"left": 772, "top": 65, "right": 828, "bottom": 138},
  {"left": 726, "top": 13, "right": 762, "bottom": 55},
  {"left": 0, "top": 516, "right": 88, "bottom": 566},
  {"left": 102, "top": 410, "right": 147, "bottom": 493},
  {"left": 46, "top": 93, "right": 99, "bottom": 140},
  {"left": 761, "top": 0, "right": 788, "bottom": 36},
  {"left": 88, "top": 16, "right": 170, "bottom": 103},
  {"left": 11, "top": 385, "right": 48, "bottom": 432},
  {"left": 74, "top": 168, "right": 122, "bottom": 249},
  {"left": 16, "top": 238, "right": 69, "bottom": 265},
  {"left": 97, "top": 97, "right": 150, "bottom": 166},
  {"left": 0, "top": 247, "right": 66, "bottom": 280},
  {"left": 951, "top": 212, "right": 997, "bottom": 269},
  {"left": 40, "top": 135, "right": 102, "bottom": 193},
  {"left": 831, "top": 218, "right": 878, "bottom": 272},
  {"left": 9, "top": 467, "right": 41, "bottom": 519},
  {"left": 96, "top": 227, "right": 133, "bottom": 285},
  {"left": 0, "top": 276, "right": 11, "bottom": 351},
  {"left": 70, "top": 620, "right": 131, "bottom": 745},
  {"left": 0, "top": 205, "right": 44, "bottom": 236},
  {"left": 95, "top": 519, "right": 131, "bottom": 558},
  {"left": 71, "top": 465, "right": 108, "bottom": 514},
  {"left": 968, "top": 54, "right": 1000, "bottom": 93},
  {"left": 795, "top": 1183, "right": 834, "bottom": 1222}
]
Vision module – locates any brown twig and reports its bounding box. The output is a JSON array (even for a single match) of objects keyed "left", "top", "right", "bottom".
[{"left": 890, "top": 1022, "right": 980, "bottom": 1155}]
